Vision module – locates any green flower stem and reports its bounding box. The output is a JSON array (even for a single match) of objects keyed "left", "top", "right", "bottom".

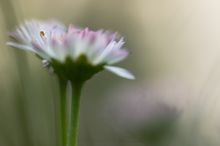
[
  {"left": 67, "top": 82, "right": 83, "bottom": 146},
  {"left": 59, "top": 78, "right": 68, "bottom": 146},
  {"left": 59, "top": 78, "right": 83, "bottom": 146}
]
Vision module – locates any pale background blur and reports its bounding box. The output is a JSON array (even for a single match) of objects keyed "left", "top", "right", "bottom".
[{"left": 1, "top": 0, "right": 220, "bottom": 146}]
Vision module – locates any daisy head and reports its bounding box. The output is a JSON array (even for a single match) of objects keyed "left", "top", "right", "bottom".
[{"left": 7, "top": 19, "right": 135, "bottom": 83}]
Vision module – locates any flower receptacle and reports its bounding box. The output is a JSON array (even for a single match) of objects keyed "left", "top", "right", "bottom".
[{"left": 52, "top": 55, "right": 104, "bottom": 85}]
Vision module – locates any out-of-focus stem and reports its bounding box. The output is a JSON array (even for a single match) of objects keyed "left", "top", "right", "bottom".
[
  {"left": 0, "top": 0, "right": 17, "bottom": 29},
  {"left": 0, "top": 1, "right": 32, "bottom": 146}
]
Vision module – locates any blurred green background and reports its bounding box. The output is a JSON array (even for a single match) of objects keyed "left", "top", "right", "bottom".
[{"left": 1, "top": 0, "right": 220, "bottom": 146}]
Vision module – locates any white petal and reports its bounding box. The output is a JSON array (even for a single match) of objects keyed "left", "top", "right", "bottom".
[
  {"left": 92, "top": 41, "right": 116, "bottom": 65},
  {"left": 7, "top": 42, "right": 35, "bottom": 52},
  {"left": 7, "top": 42, "right": 50, "bottom": 60},
  {"left": 73, "top": 38, "right": 88, "bottom": 60},
  {"left": 104, "top": 65, "right": 135, "bottom": 80}
]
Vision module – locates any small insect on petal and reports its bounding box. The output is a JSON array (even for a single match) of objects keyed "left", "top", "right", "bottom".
[{"left": 40, "top": 31, "right": 45, "bottom": 38}]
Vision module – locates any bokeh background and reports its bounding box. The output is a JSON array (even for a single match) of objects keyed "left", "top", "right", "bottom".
[{"left": 1, "top": 0, "right": 220, "bottom": 146}]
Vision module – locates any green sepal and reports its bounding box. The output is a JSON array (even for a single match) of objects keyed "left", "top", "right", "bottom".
[{"left": 51, "top": 55, "right": 104, "bottom": 85}]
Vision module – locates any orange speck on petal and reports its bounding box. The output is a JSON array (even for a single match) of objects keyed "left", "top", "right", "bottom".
[{"left": 40, "top": 31, "right": 45, "bottom": 38}]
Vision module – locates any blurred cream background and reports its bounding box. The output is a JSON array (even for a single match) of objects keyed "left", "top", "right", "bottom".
[{"left": 1, "top": 0, "right": 220, "bottom": 146}]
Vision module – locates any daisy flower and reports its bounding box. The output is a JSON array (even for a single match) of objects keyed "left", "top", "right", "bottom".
[
  {"left": 7, "top": 19, "right": 135, "bottom": 146},
  {"left": 7, "top": 19, "right": 135, "bottom": 82}
]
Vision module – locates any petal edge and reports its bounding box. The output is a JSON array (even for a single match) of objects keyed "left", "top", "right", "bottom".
[{"left": 104, "top": 65, "right": 135, "bottom": 80}]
